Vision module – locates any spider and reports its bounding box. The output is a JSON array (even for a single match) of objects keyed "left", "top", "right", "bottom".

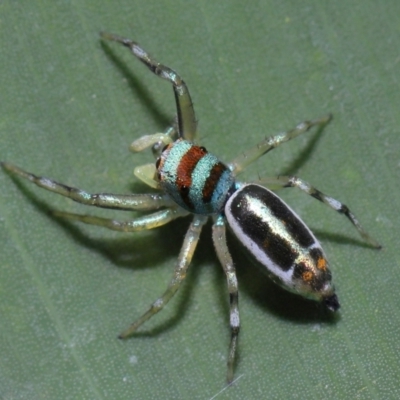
[{"left": 2, "top": 32, "right": 381, "bottom": 383}]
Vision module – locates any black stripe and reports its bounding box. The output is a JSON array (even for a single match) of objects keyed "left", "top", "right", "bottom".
[{"left": 228, "top": 184, "right": 316, "bottom": 271}]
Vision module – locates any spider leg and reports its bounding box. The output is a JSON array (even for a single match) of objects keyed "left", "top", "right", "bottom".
[
  {"left": 130, "top": 132, "right": 173, "bottom": 153},
  {"left": 130, "top": 123, "right": 178, "bottom": 157},
  {"left": 52, "top": 207, "right": 189, "bottom": 232},
  {"left": 101, "top": 32, "right": 197, "bottom": 142},
  {"left": 229, "top": 114, "right": 332, "bottom": 176},
  {"left": 119, "top": 215, "right": 207, "bottom": 338},
  {"left": 1, "top": 162, "right": 173, "bottom": 211},
  {"left": 259, "top": 175, "right": 381, "bottom": 248},
  {"left": 151, "top": 124, "right": 178, "bottom": 158},
  {"left": 212, "top": 215, "right": 240, "bottom": 383}
]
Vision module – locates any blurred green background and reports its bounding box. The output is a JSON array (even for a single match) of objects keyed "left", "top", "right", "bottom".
[{"left": 1, "top": 1, "right": 399, "bottom": 399}]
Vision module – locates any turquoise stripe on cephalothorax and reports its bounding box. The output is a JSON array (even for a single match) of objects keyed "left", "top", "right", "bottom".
[
  {"left": 189, "top": 153, "right": 234, "bottom": 214},
  {"left": 157, "top": 139, "right": 234, "bottom": 215},
  {"left": 159, "top": 139, "right": 192, "bottom": 182},
  {"left": 157, "top": 139, "right": 193, "bottom": 208},
  {"left": 210, "top": 167, "right": 235, "bottom": 213}
]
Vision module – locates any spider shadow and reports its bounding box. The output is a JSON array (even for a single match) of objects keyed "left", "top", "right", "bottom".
[
  {"left": 222, "top": 232, "right": 340, "bottom": 325},
  {"left": 5, "top": 117, "right": 374, "bottom": 337},
  {"left": 7, "top": 175, "right": 203, "bottom": 336},
  {"left": 215, "top": 228, "right": 377, "bottom": 326},
  {"left": 7, "top": 170, "right": 376, "bottom": 339},
  {"left": 312, "top": 229, "right": 377, "bottom": 249},
  {"left": 100, "top": 39, "right": 171, "bottom": 131},
  {"left": 276, "top": 115, "right": 329, "bottom": 178}
]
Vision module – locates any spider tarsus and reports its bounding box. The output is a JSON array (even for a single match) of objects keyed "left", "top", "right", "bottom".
[{"left": 99, "top": 31, "right": 113, "bottom": 41}]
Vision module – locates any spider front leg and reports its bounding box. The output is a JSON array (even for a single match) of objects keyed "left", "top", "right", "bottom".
[
  {"left": 260, "top": 175, "right": 381, "bottom": 248},
  {"left": 101, "top": 32, "right": 197, "bottom": 141},
  {"left": 119, "top": 215, "right": 207, "bottom": 338},
  {"left": 130, "top": 124, "right": 177, "bottom": 154},
  {"left": 1, "top": 162, "right": 173, "bottom": 211},
  {"left": 229, "top": 114, "right": 332, "bottom": 176},
  {"left": 151, "top": 124, "right": 179, "bottom": 158},
  {"left": 212, "top": 215, "right": 240, "bottom": 383},
  {"left": 130, "top": 125, "right": 179, "bottom": 189}
]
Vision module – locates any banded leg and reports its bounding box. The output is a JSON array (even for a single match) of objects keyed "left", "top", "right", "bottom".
[
  {"left": 101, "top": 32, "right": 197, "bottom": 141},
  {"left": 229, "top": 114, "right": 332, "bottom": 176},
  {"left": 119, "top": 215, "right": 207, "bottom": 338},
  {"left": 1, "top": 162, "right": 174, "bottom": 211},
  {"left": 259, "top": 175, "right": 381, "bottom": 248},
  {"left": 212, "top": 215, "right": 240, "bottom": 383},
  {"left": 52, "top": 207, "right": 189, "bottom": 232}
]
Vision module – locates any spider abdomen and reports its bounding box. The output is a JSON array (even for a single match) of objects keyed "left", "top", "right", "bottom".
[
  {"left": 157, "top": 139, "right": 235, "bottom": 215},
  {"left": 225, "top": 183, "right": 339, "bottom": 310}
]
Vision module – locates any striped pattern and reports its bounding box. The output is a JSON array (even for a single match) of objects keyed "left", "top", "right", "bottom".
[
  {"left": 157, "top": 139, "right": 235, "bottom": 215},
  {"left": 225, "top": 184, "right": 336, "bottom": 303}
]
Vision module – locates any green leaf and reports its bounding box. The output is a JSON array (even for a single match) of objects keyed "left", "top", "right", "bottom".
[{"left": 1, "top": 2, "right": 398, "bottom": 399}]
